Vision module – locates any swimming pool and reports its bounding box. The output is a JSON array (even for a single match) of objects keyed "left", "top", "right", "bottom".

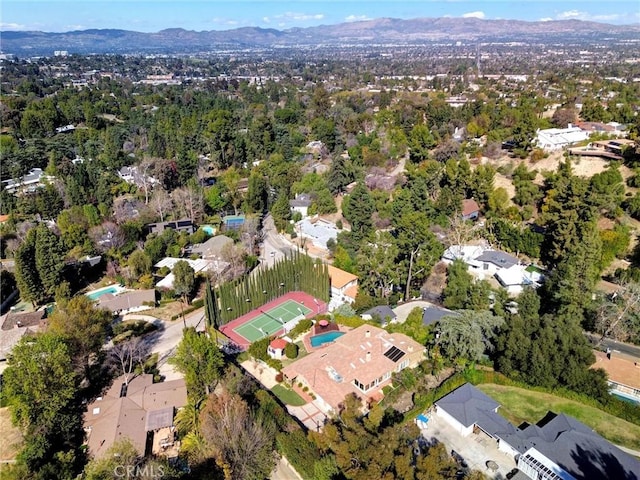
[
  {"left": 611, "top": 390, "right": 640, "bottom": 406},
  {"left": 86, "top": 285, "right": 125, "bottom": 300},
  {"left": 310, "top": 331, "right": 345, "bottom": 348}
]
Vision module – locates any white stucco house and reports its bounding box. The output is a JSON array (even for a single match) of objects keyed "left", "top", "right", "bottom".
[{"left": 534, "top": 125, "right": 589, "bottom": 151}]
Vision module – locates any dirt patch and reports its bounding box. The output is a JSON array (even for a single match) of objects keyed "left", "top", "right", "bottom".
[
  {"left": 141, "top": 301, "right": 185, "bottom": 321},
  {"left": 0, "top": 407, "right": 22, "bottom": 462}
]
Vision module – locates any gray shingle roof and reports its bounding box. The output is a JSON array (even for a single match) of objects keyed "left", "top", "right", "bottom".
[
  {"left": 363, "top": 305, "right": 397, "bottom": 321},
  {"left": 436, "top": 383, "right": 517, "bottom": 436},
  {"left": 515, "top": 413, "right": 640, "bottom": 480},
  {"left": 475, "top": 250, "right": 519, "bottom": 269},
  {"left": 421, "top": 306, "right": 458, "bottom": 326}
]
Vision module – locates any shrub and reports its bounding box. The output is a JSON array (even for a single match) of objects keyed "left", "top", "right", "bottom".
[
  {"left": 302, "top": 386, "right": 309, "bottom": 392},
  {"left": 285, "top": 342, "right": 299, "bottom": 359},
  {"left": 275, "top": 372, "right": 284, "bottom": 383},
  {"left": 288, "top": 318, "right": 313, "bottom": 338}
]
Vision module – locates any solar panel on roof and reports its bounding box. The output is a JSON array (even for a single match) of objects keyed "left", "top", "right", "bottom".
[{"left": 384, "top": 346, "right": 405, "bottom": 362}]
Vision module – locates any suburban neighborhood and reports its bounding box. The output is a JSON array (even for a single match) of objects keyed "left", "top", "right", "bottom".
[{"left": 1, "top": 6, "right": 640, "bottom": 480}]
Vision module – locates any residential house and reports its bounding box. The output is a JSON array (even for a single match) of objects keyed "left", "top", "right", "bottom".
[
  {"left": 84, "top": 374, "right": 187, "bottom": 459},
  {"left": 442, "top": 245, "right": 541, "bottom": 295},
  {"left": 461, "top": 199, "right": 480, "bottom": 221},
  {"left": 0, "top": 309, "right": 47, "bottom": 375},
  {"left": 494, "top": 264, "right": 544, "bottom": 295},
  {"left": 462, "top": 198, "right": 480, "bottom": 220},
  {"left": 433, "top": 383, "right": 640, "bottom": 480},
  {"left": 189, "top": 235, "right": 233, "bottom": 260},
  {"left": 154, "top": 257, "right": 229, "bottom": 289},
  {"left": 327, "top": 265, "right": 359, "bottom": 309},
  {"left": 118, "top": 166, "right": 159, "bottom": 189},
  {"left": 534, "top": 126, "right": 589, "bottom": 151},
  {"left": 290, "top": 193, "right": 313, "bottom": 218},
  {"left": 0, "top": 310, "right": 48, "bottom": 374},
  {"left": 421, "top": 305, "right": 458, "bottom": 327},
  {"left": 96, "top": 289, "right": 157, "bottom": 315},
  {"left": 147, "top": 219, "right": 195, "bottom": 235},
  {"left": 2, "top": 168, "right": 53, "bottom": 194},
  {"left": 282, "top": 325, "right": 424, "bottom": 414},
  {"left": 268, "top": 338, "right": 289, "bottom": 360},
  {"left": 361, "top": 305, "right": 397, "bottom": 326},
  {"left": 296, "top": 217, "right": 339, "bottom": 250}
]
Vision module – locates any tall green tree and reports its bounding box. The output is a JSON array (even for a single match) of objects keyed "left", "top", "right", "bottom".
[
  {"left": 173, "top": 260, "right": 195, "bottom": 305},
  {"left": 47, "top": 295, "right": 112, "bottom": 379},
  {"left": 34, "top": 224, "right": 65, "bottom": 298},
  {"left": 14, "top": 229, "right": 44, "bottom": 306},
  {"left": 170, "top": 327, "right": 224, "bottom": 401},
  {"left": 436, "top": 310, "right": 504, "bottom": 364},
  {"left": 3, "top": 333, "right": 82, "bottom": 477},
  {"left": 342, "top": 182, "right": 374, "bottom": 243}
]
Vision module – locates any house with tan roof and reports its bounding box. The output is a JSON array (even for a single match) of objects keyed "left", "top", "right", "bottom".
[
  {"left": 0, "top": 310, "right": 47, "bottom": 374},
  {"left": 84, "top": 374, "right": 187, "bottom": 459},
  {"left": 282, "top": 325, "right": 424, "bottom": 414},
  {"left": 327, "top": 265, "right": 358, "bottom": 309}
]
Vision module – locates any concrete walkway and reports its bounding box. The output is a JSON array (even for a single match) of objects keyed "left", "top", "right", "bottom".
[
  {"left": 286, "top": 401, "right": 328, "bottom": 432},
  {"left": 240, "top": 359, "right": 279, "bottom": 388}
]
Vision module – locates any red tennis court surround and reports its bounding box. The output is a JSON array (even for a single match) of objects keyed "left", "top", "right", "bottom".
[{"left": 219, "top": 291, "right": 327, "bottom": 348}]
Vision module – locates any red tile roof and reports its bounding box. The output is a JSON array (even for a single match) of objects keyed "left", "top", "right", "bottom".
[{"left": 270, "top": 338, "right": 288, "bottom": 350}]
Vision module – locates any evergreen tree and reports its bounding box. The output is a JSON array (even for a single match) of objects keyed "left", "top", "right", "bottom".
[
  {"left": 14, "top": 229, "right": 45, "bottom": 306},
  {"left": 327, "top": 155, "right": 352, "bottom": 195},
  {"left": 342, "top": 182, "right": 374, "bottom": 243},
  {"left": 246, "top": 171, "right": 269, "bottom": 214},
  {"left": 443, "top": 259, "right": 473, "bottom": 310},
  {"left": 270, "top": 192, "right": 291, "bottom": 232},
  {"left": 35, "top": 224, "right": 65, "bottom": 298}
]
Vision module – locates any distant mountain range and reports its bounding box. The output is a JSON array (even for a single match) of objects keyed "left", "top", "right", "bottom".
[{"left": 2, "top": 17, "right": 639, "bottom": 56}]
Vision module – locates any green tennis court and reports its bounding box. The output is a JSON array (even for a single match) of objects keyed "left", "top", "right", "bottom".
[{"left": 233, "top": 299, "right": 312, "bottom": 343}]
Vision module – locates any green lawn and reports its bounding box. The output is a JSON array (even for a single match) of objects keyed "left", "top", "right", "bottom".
[
  {"left": 272, "top": 384, "right": 306, "bottom": 406},
  {"left": 477, "top": 384, "right": 640, "bottom": 451}
]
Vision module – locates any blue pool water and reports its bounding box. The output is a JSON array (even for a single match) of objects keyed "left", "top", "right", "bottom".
[
  {"left": 201, "top": 225, "right": 215, "bottom": 235},
  {"left": 611, "top": 390, "right": 640, "bottom": 406},
  {"left": 310, "top": 331, "right": 345, "bottom": 347},
  {"left": 86, "top": 286, "right": 121, "bottom": 300}
]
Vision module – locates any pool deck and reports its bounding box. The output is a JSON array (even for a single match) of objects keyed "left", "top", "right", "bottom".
[{"left": 302, "top": 325, "right": 350, "bottom": 353}]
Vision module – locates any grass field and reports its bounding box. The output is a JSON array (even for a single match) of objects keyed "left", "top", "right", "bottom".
[
  {"left": 0, "top": 407, "right": 22, "bottom": 462},
  {"left": 477, "top": 384, "right": 640, "bottom": 451},
  {"left": 271, "top": 384, "right": 306, "bottom": 406},
  {"left": 233, "top": 299, "right": 311, "bottom": 343}
]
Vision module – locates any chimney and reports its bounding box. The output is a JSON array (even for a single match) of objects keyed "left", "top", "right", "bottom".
[
  {"left": 365, "top": 330, "right": 370, "bottom": 338},
  {"left": 408, "top": 346, "right": 414, "bottom": 353},
  {"left": 366, "top": 352, "right": 371, "bottom": 362}
]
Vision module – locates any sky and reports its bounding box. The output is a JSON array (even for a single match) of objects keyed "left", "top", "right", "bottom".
[{"left": 2, "top": 0, "right": 639, "bottom": 32}]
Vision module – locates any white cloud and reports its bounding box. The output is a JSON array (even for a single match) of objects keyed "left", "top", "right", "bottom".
[
  {"left": 539, "top": 17, "right": 553, "bottom": 22},
  {"left": 462, "top": 11, "right": 485, "bottom": 19},
  {"left": 274, "top": 12, "right": 325, "bottom": 22},
  {"left": 557, "top": 10, "right": 583, "bottom": 19},
  {"left": 65, "top": 24, "right": 87, "bottom": 31},
  {"left": 211, "top": 17, "right": 241, "bottom": 27},
  {"left": 556, "top": 10, "right": 621, "bottom": 22},
  {"left": 345, "top": 15, "right": 371, "bottom": 23},
  {"left": 263, "top": 17, "right": 270, "bottom": 23},
  {"left": 0, "top": 22, "right": 27, "bottom": 30}
]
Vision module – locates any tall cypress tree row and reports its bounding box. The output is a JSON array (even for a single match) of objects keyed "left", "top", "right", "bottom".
[{"left": 215, "top": 252, "right": 330, "bottom": 324}]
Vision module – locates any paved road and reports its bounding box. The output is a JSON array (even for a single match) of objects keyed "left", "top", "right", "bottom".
[
  {"left": 139, "top": 307, "right": 206, "bottom": 380},
  {"left": 271, "top": 456, "right": 302, "bottom": 480},
  {"left": 584, "top": 332, "right": 640, "bottom": 361},
  {"left": 258, "top": 214, "right": 295, "bottom": 270}
]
